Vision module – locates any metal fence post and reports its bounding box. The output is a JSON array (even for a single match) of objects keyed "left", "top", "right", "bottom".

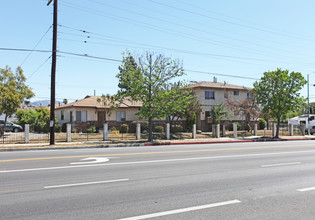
[
  {"left": 66, "top": 123, "right": 71, "bottom": 142},
  {"left": 25, "top": 124, "right": 29, "bottom": 143},
  {"left": 103, "top": 123, "right": 108, "bottom": 141}
]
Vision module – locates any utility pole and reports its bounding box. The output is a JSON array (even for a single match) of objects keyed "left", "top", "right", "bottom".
[
  {"left": 308, "top": 74, "right": 310, "bottom": 135},
  {"left": 48, "top": 0, "right": 57, "bottom": 145}
]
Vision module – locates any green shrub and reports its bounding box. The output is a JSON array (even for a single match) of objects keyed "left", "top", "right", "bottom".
[
  {"left": 259, "top": 118, "right": 266, "bottom": 129},
  {"left": 87, "top": 125, "right": 96, "bottom": 133},
  {"left": 172, "top": 125, "right": 183, "bottom": 133},
  {"left": 72, "top": 128, "right": 77, "bottom": 133},
  {"left": 110, "top": 126, "right": 117, "bottom": 131},
  {"left": 154, "top": 126, "right": 164, "bottom": 133},
  {"left": 120, "top": 124, "right": 129, "bottom": 133},
  {"left": 55, "top": 124, "right": 62, "bottom": 133}
]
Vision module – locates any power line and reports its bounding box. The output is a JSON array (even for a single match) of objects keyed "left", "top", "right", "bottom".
[
  {"left": 176, "top": 0, "right": 314, "bottom": 42},
  {"left": 147, "top": 0, "right": 312, "bottom": 41},
  {"left": 26, "top": 55, "right": 52, "bottom": 79},
  {"left": 87, "top": 0, "right": 313, "bottom": 61},
  {"left": 59, "top": 1, "right": 292, "bottom": 60},
  {"left": 59, "top": 1, "right": 315, "bottom": 63},
  {"left": 58, "top": 25, "right": 315, "bottom": 65},
  {"left": 0, "top": 47, "right": 121, "bottom": 63},
  {"left": 0, "top": 47, "right": 51, "bottom": 53},
  {"left": 20, "top": 25, "right": 52, "bottom": 67},
  {"left": 185, "top": 69, "right": 260, "bottom": 81}
]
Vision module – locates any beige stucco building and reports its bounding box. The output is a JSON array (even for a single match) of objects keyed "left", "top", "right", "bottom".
[
  {"left": 189, "top": 81, "right": 252, "bottom": 130},
  {"left": 55, "top": 96, "right": 142, "bottom": 131}
]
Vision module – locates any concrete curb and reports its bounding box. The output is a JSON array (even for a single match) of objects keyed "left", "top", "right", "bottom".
[
  {"left": 144, "top": 138, "right": 315, "bottom": 146},
  {"left": 1, "top": 137, "right": 315, "bottom": 151}
]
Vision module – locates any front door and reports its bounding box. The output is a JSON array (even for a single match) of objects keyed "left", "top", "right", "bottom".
[{"left": 97, "top": 111, "right": 105, "bottom": 128}]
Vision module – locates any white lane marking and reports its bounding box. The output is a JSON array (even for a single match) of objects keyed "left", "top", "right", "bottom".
[
  {"left": 70, "top": 157, "right": 109, "bottom": 165},
  {"left": 118, "top": 200, "right": 241, "bottom": 220},
  {"left": 2, "top": 149, "right": 315, "bottom": 173},
  {"left": 44, "top": 178, "right": 129, "bottom": 189},
  {"left": 297, "top": 186, "right": 315, "bottom": 192},
  {"left": 261, "top": 162, "right": 301, "bottom": 168}
]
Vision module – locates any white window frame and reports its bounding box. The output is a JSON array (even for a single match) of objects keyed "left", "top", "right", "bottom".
[
  {"left": 116, "top": 111, "right": 126, "bottom": 122},
  {"left": 76, "top": 111, "right": 87, "bottom": 122}
]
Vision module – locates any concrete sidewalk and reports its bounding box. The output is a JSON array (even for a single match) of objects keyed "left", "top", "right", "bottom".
[{"left": 1, "top": 135, "right": 315, "bottom": 151}]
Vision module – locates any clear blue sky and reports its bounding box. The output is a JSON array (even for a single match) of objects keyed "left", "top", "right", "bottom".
[{"left": 1, "top": 0, "right": 315, "bottom": 102}]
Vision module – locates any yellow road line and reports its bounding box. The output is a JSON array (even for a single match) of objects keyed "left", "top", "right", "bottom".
[{"left": 1, "top": 144, "right": 315, "bottom": 163}]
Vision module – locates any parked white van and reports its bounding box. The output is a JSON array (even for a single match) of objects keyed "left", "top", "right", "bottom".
[{"left": 288, "top": 114, "right": 315, "bottom": 135}]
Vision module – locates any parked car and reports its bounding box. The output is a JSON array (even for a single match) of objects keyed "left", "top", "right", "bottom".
[{"left": 0, "top": 120, "right": 23, "bottom": 132}]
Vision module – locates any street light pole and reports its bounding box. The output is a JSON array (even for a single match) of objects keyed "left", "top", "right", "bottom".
[{"left": 308, "top": 74, "right": 310, "bottom": 135}]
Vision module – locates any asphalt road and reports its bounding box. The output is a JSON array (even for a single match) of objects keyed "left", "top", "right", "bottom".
[{"left": 1, "top": 141, "right": 315, "bottom": 219}]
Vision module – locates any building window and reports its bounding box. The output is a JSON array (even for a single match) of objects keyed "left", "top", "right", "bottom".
[
  {"left": 61, "top": 111, "right": 64, "bottom": 120},
  {"left": 70, "top": 111, "right": 73, "bottom": 122},
  {"left": 116, "top": 111, "right": 126, "bottom": 122},
  {"left": 75, "top": 111, "right": 87, "bottom": 122},
  {"left": 205, "top": 91, "right": 215, "bottom": 100},
  {"left": 245, "top": 93, "right": 252, "bottom": 99},
  {"left": 234, "top": 91, "right": 239, "bottom": 96}
]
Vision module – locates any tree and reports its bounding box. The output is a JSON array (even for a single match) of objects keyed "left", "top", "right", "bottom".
[
  {"left": 158, "top": 82, "right": 200, "bottom": 133},
  {"left": 226, "top": 89, "right": 260, "bottom": 132},
  {"left": 15, "top": 108, "right": 60, "bottom": 133},
  {"left": 63, "top": 99, "right": 68, "bottom": 104},
  {"left": 97, "top": 94, "right": 119, "bottom": 123},
  {"left": 210, "top": 104, "right": 227, "bottom": 124},
  {"left": 0, "top": 66, "right": 34, "bottom": 135},
  {"left": 116, "top": 51, "right": 184, "bottom": 141},
  {"left": 253, "top": 68, "right": 307, "bottom": 138}
]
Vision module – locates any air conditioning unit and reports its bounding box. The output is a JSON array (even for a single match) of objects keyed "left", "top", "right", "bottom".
[{"left": 206, "top": 117, "right": 213, "bottom": 123}]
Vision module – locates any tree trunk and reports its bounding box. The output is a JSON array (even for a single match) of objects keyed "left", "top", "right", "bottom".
[
  {"left": 148, "top": 117, "right": 153, "bottom": 142},
  {"left": 1, "top": 115, "right": 8, "bottom": 137},
  {"left": 275, "top": 117, "right": 280, "bottom": 138}
]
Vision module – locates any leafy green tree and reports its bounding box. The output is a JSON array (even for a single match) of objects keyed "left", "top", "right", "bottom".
[
  {"left": 210, "top": 104, "right": 227, "bottom": 124},
  {"left": 15, "top": 109, "right": 38, "bottom": 126},
  {"left": 158, "top": 82, "right": 199, "bottom": 133},
  {"left": 63, "top": 99, "right": 68, "bottom": 104},
  {"left": 254, "top": 68, "right": 307, "bottom": 138},
  {"left": 116, "top": 51, "right": 184, "bottom": 141},
  {"left": 97, "top": 94, "right": 119, "bottom": 123},
  {"left": 0, "top": 66, "right": 34, "bottom": 135},
  {"left": 15, "top": 108, "right": 59, "bottom": 132}
]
